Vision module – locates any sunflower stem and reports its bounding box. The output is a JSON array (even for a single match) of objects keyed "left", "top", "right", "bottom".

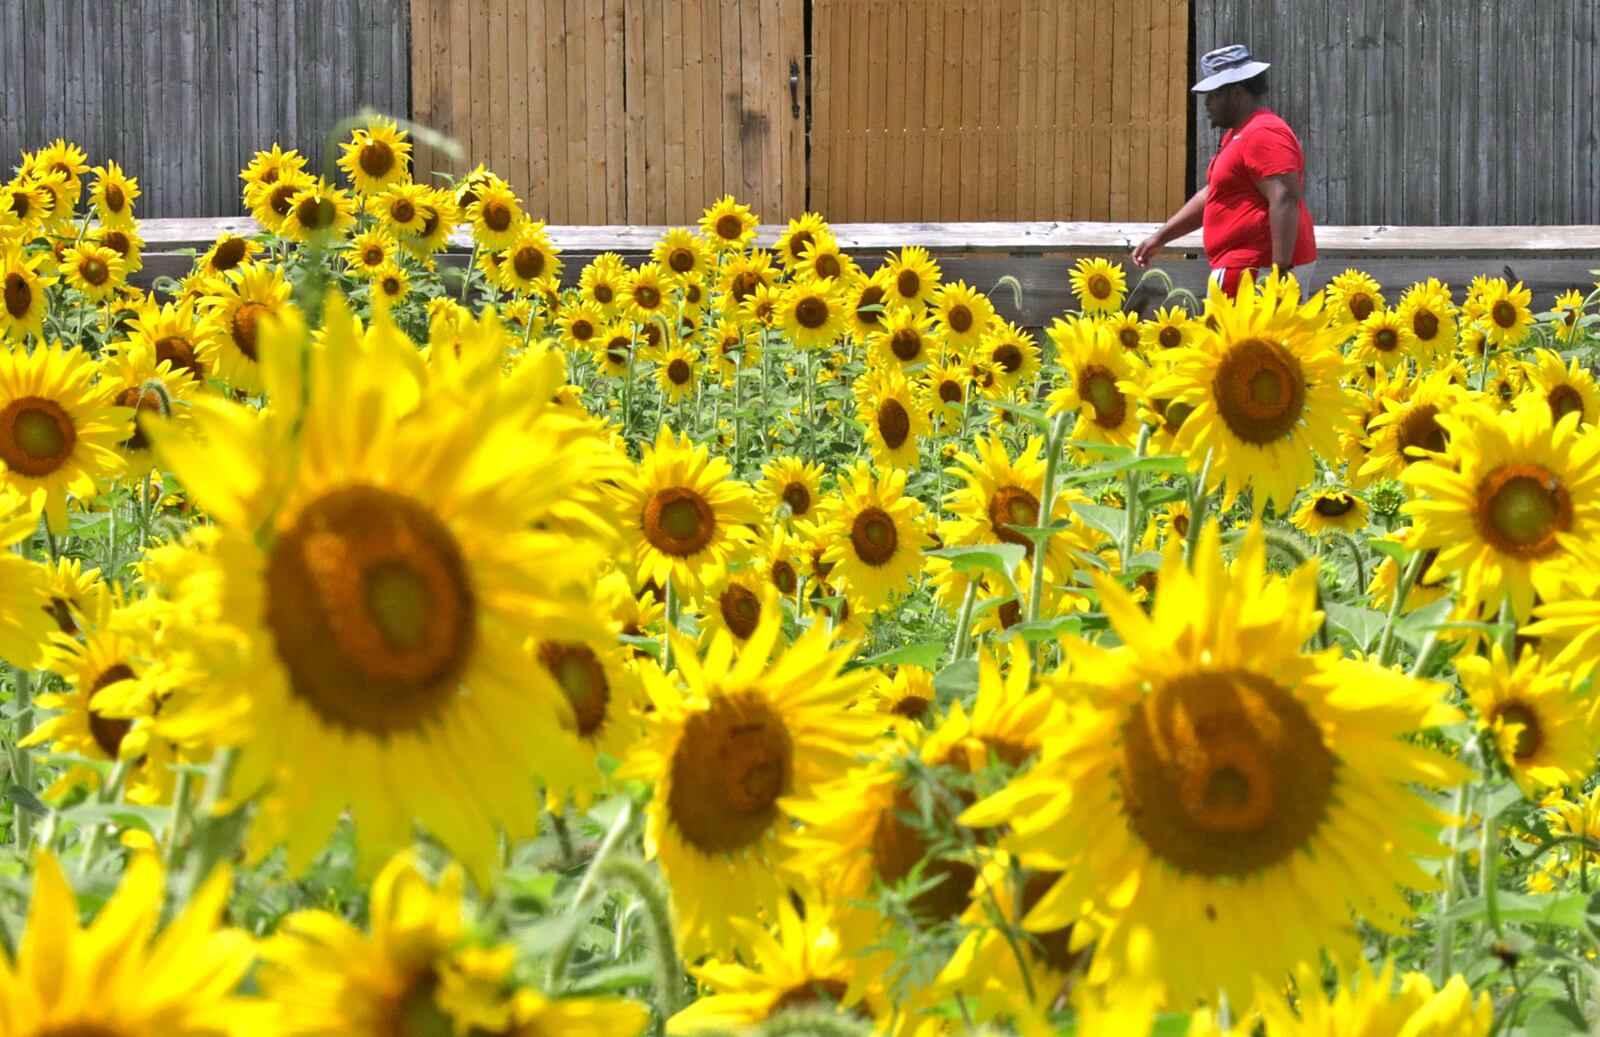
[
  {"left": 593, "top": 856, "right": 684, "bottom": 1016},
  {"left": 1375, "top": 547, "right": 1428, "bottom": 667},
  {"left": 547, "top": 799, "right": 636, "bottom": 992},
  {"left": 1481, "top": 799, "right": 1505, "bottom": 939},
  {"left": 1436, "top": 769, "right": 1475, "bottom": 986},
  {"left": 1326, "top": 531, "right": 1367, "bottom": 595},
  {"left": 10, "top": 669, "right": 33, "bottom": 850},
  {"left": 76, "top": 756, "right": 133, "bottom": 879},
  {"left": 662, "top": 580, "right": 680, "bottom": 674},
  {"left": 1184, "top": 450, "right": 1214, "bottom": 561},
  {"left": 179, "top": 747, "right": 243, "bottom": 908},
  {"left": 949, "top": 581, "right": 979, "bottom": 665},
  {"left": 1119, "top": 423, "right": 1153, "bottom": 567},
  {"left": 162, "top": 767, "right": 197, "bottom": 873},
  {"left": 622, "top": 323, "right": 638, "bottom": 443},
  {"left": 758, "top": 1014, "right": 872, "bottom": 1037},
  {"left": 1026, "top": 410, "right": 1075, "bottom": 655}
]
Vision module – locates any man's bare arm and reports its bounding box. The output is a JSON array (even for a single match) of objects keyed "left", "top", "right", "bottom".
[
  {"left": 1131, "top": 186, "right": 1208, "bottom": 268},
  {"left": 1255, "top": 173, "right": 1301, "bottom": 271}
]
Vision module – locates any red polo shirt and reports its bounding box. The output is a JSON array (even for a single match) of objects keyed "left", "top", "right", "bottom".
[{"left": 1203, "top": 107, "right": 1317, "bottom": 270}]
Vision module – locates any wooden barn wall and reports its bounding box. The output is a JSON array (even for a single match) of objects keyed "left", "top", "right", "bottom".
[
  {"left": 411, "top": 0, "right": 805, "bottom": 225},
  {"left": 810, "top": 0, "right": 1192, "bottom": 222},
  {"left": 0, "top": 0, "right": 410, "bottom": 219},
  {"left": 1194, "top": 0, "right": 1600, "bottom": 225}
]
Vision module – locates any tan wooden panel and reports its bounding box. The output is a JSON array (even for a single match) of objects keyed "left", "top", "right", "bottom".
[{"left": 810, "top": 0, "right": 1189, "bottom": 221}]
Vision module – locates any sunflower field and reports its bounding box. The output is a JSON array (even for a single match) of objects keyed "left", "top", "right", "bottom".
[{"left": 0, "top": 117, "right": 1599, "bottom": 1036}]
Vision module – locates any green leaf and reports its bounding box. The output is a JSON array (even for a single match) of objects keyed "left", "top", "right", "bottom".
[
  {"left": 1479, "top": 781, "right": 1530, "bottom": 822},
  {"left": 983, "top": 399, "right": 1052, "bottom": 431},
  {"left": 850, "top": 641, "right": 946, "bottom": 672},
  {"left": 1070, "top": 502, "right": 1129, "bottom": 546},
  {"left": 3, "top": 785, "right": 47, "bottom": 818},
  {"left": 1323, "top": 602, "right": 1388, "bottom": 652},
  {"left": 925, "top": 544, "right": 1027, "bottom": 578},
  {"left": 563, "top": 962, "right": 657, "bottom": 996},
  {"left": 1445, "top": 891, "right": 1587, "bottom": 929},
  {"left": 1392, "top": 595, "right": 1458, "bottom": 647},
  {"left": 1364, "top": 536, "right": 1411, "bottom": 562},
  {"left": 999, "top": 615, "right": 1082, "bottom": 643},
  {"left": 934, "top": 660, "right": 979, "bottom": 703},
  {"left": 1522, "top": 999, "right": 1590, "bottom": 1037},
  {"left": 60, "top": 802, "right": 173, "bottom": 832}
]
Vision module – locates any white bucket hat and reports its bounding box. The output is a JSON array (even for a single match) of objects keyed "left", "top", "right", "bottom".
[{"left": 1192, "top": 44, "right": 1271, "bottom": 93}]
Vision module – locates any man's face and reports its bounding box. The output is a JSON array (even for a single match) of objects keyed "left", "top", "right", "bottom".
[{"left": 1203, "top": 87, "right": 1232, "bottom": 128}]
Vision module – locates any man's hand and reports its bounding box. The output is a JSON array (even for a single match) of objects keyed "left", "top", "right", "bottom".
[{"left": 1131, "top": 234, "right": 1163, "bottom": 269}]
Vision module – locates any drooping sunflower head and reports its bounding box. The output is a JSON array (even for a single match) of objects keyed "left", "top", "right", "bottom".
[
  {"left": 0, "top": 245, "right": 55, "bottom": 342},
  {"left": 699, "top": 194, "right": 759, "bottom": 252},
  {"left": 1289, "top": 488, "right": 1370, "bottom": 535},
  {"left": 89, "top": 159, "right": 140, "bottom": 226},
  {"left": 1324, "top": 268, "right": 1385, "bottom": 326},
  {"left": 337, "top": 116, "right": 413, "bottom": 195},
  {"left": 1069, "top": 257, "right": 1128, "bottom": 314},
  {"left": 855, "top": 365, "right": 929, "bottom": 470},
  {"left": 1522, "top": 347, "right": 1600, "bottom": 429},
  {"left": 101, "top": 339, "right": 196, "bottom": 476}
]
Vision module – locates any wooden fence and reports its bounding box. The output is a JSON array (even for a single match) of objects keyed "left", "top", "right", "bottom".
[
  {"left": 0, "top": 0, "right": 409, "bottom": 219},
  {"left": 410, "top": 0, "right": 805, "bottom": 225},
  {"left": 811, "top": 0, "right": 1191, "bottom": 222},
  {"left": 1194, "top": 0, "right": 1600, "bottom": 225}
]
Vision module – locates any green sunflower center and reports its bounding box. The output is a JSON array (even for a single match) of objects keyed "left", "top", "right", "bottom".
[
  {"left": 1080, "top": 364, "right": 1127, "bottom": 429},
  {"left": 0, "top": 396, "right": 76, "bottom": 477},
  {"left": 538, "top": 642, "right": 610, "bottom": 737},
  {"left": 1493, "top": 702, "right": 1542, "bottom": 761},
  {"left": 851, "top": 507, "right": 899, "bottom": 566},
  {"left": 644, "top": 487, "right": 716, "bottom": 556},
  {"left": 1212, "top": 337, "right": 1305, "bottom": 445},
  {"left": 1548, "top": 384, "right": 1584, "bottom": 422},
  {"left": 1477, "top": 463, "right": 1572, "bottom": 558}
]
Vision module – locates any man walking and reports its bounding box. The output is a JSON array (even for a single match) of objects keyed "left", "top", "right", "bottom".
[{"left": 1132, "top": 45, "right": 1317, "bottom": 297}]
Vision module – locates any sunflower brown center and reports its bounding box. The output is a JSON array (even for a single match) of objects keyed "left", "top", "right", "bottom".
[
  {"left": 988, "top": 485, "right": 1041, "bottom": 550},
  {"left": 663, "top": 358, "right": 692, "bottom": 387},
  {"left": 113, "top": 387, "right": 164, "bottom": 452},
  {"left": 993, "top": 342, "right": 1023, "bottom": 373},
  {"left": 35, "top": 1024, "right": 129, "bottom": 1037},
  {"left": 889, "top": 328, "right": 922, "bottom": 362},
  {"left": 815, "top": 253, "right": 842, "bottom": 280},
  {"left": 1349, "top": 293, "right": 1375, "bottom": 321},
  {"left": 537, "top": 642, "right": 609, "bottom": 737},
  {"left": 795, "top": 296, "right": 829, "bottom": 330},
  {"left": 715, "top": 213, "right": 744, "bottom": 241},
  {"left": 1548, "top": 384, "right": 1584, "bottom": 422},
  {"left": 1162, "top": 400, "right": 1194, "bottom": 435},
  {"left": 998, "top": 598, "right": 1022, "bottom": 629},
  {"left": 153, "top": 336, "right": 203, "bottom": 381},
  {"left": 80, "top": 257, "right": 109, "bottom": 286},
  {"left": 948, "top": 304, "right": 973, "bottom": 334},
  {"left": 482, "top": 201, "right": 512, "bottom": 232},
  {"left": 1396, "top": 403, "right": 1448, "bottom": 458},
  {"left": 1087, "top": 274, "right": 1112, "bottom": 299},
  {"left": 1475, "top": 463, "right": 1572, "bottom": 559},
  {"left": 295, "top": 195, "right": 335, "bottom": 230},
  {"left": 771, "top": 979, "right": 854, "bottom": 1018},
  {"left": 872, "top": 786, "right": 977, "bottom": 925},
  {"left": 667, "top": 692, "right": 793, "bottom": 854},
  {"left": 0, "top": 397, "right": 76, "bottom": 477},
  {"left": 771, "top": 558, "right": 798, "bottom": 595},
  {"left": 570, "top": 318, "right": 595, "bottom": 342},
  {"left": 1119, "top": 327, "right": 1140, "bottom": 349},
  {"left": 896, "top": 269, "right": 921, "bottom": 299},
  {"left": 1080, "top": 365, "right": 1127, "bottom": 429},
  {"left": 643, "top": 487, "right": 716, "bottom": 556},
  {"left": 1413, "top": 310, "right": 1439, "bottom": 340},
  {"left": 633, "top": 283, "right": 661, "bottom": 310},
  {"left": 264, "top": 486, "right": 476, "bottom": 736},
  {"left": 4, "top": 272, "right": 32, "bottom": 318},
  {"left": 662, "top": 246, "right": 695, "bottom": 274},
  {"left": 513, "top": 246, "right": 544, "bottom": 280},
  {"left": 1311, "top": 493, "right": 1356, "bottom": 517},
  {"left": 891, "top": 694, "right": 931, "bottom": 720},
  {"left": 1212, "top": 337, "right": 1305, "bottom": 445},
  {"left": 1159, "top": 325, "right": 1182, "bottom": 349},
  {"left": 10, "top": 193, "right": 29, "bottom": 220},
  {"left": 1374, "top": 328, "right": 1399, "bottom": 352},
  {"left": 390, "top": 199, "right": 416, "bottom": 225},
  {"left": 1018, "top": 871, "right": 1086, "bottom": 976},
  {"left": 938, "top": 378, "right": 963, "bottom": 404},
  {"left": 850, "top": 507, "right": 899, "bottom": 566},
  {"left": 85, "top": 663, "right": 136, "bottom": 758},
  {"left": 729, "top": 271, "right": 761, "bottom": 303},
  {"left": 213, "top": 237, "right": 249, "bottom": 271},
  {"left": 268, "top": 183, "right": 298, "bottom": 216},
  {"left": 786, "top": 230, "right": 815, "bottom": 262},
  {"left": 877, "top": 399, "right": 911, "bottom": 449},
  {"left": 719, "top": 584, "right": 762, "bottom": 640},
  {"left": 1121, "top": 669, "right": 1334, "bottom": 877},
  {"left": 358, "top": 139, "right": 395, "bottom": 178},
  {"left": 1493, "top": 702, "right": 1542, "bottom": 761},
  {"left": 855, "top": 284, "right": 886, "bottom": 327},
  {"left": 232, "top": 301, "right": 267, "bottom": 361},
  {"left": 1491, "top": 300, "right": 1518, "bottom": 329}
]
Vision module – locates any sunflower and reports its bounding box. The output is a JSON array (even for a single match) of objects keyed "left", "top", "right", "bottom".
[
  {"left": 195, "top": 233, "right": 261, "bottom": 280},
  {"left": 0, "top": 342, "right": 128, "bottom": 533},
  {"left": 498, "top": 221, "right": 564, "bottom": 294},
  {"left": 620, "top": 609, "right": 875, "bottom": 956},
  {"left": 864, "top": 663, "right": 938, "bottom": 725},
  {"left": 278, "top": 178, "right": 357, "bottom": 242},
  {"left": 924, "top": 358, "right": 970, "bottom": 424},
  {"left": 1553, "top": 288, "right": 1588, "bottom": 344},
  {"left": 944, "top": 432, "right": 1092, "bottom": 582},
  {"left": 871, "top": 305, "right": 937, "bottom": 369},
  {"left": 700, "top": 194, "right": 759, "bottom": 252},
  {"left": 757, "top": 456, "right": 825, "bottom": 526},
  {"left": 796, "top": 233, "right": 857, "bottom": 284},
  {"left": 531, "top": 625, "right": 645, "bottom": 808},
  {"left": 368, "top": 178, "right": 432, "bottom": 235},
  {"left": 817, "top": 460, "right": 931, "bottom": 612},
  {"left": 88, "top": 159, "right": 139, "bottom": 226},
  {"left": 654, "top": 344, "right": 700, "bottom": 403},
  {"left": 1141, "top": 304, "right": 1198, "bottom": 355},
  {"left": 125, "top": 298, "right": 213, "bottom": 386},
  {"left": 777, "top": 277, "right": 847, "bottom": 351},
  {"left": 402, "top": 187, "right": 460, "bottom": 258},
  {"left": 337, "top": 116, "right": 412, "bottom": 195},
  {"left": 247, "top": 167, "right": 315, "bottom": 234},
  {"left": 1148, "top": 271, "right": 1356, "bottom": 514},
  {"left": 1350, "top": 306, "right": 1419, "bottom": 372},
  {"left": 1366, "top": 532, "right": 1451, "bottom": 614},
  {"left": 25, "top": 171, "right": 75, "bottom": 231},
  {"left": 716, "top": 249, "right": 777, "bottom": 313},
  {"left": 1046, "top": 315, "right": 1147, "bottom": 448},
  {"left": 0, "top": 489, "right": 54, "bottom": 666},
  {"left": 1289, "top": 489, "right": 1369, "bottom": 535},
  {"left": 667, "top": 900, "right": 882, "bottom": 1034},
  {"left": 932, "top": 280, "right": 996, "bottom": 353},
  {"left": 774, "top": 211, "right": 831, "bottom": 271},
  {"left": 199, "top": 263, "right": 294, "bottom": 392},
  {"left": 1069, "top": 257, "right": 1127, "bottom": 314},
  {"left": 961, "top": 524, "right": 1468, "bottom": 1006},
  {"left": 1523, "top": 347, "right": 1600, "bottom": 428},
  {"left": 1402, "top": 401, "right": 1600, "bottom": 620},
  {"left": 1477, "top": 278, "right": 1535, "bottom": 348},
  {"left": 614, "top": 427, "right": 761, "bottom": 597},
  {"left": 0, "top": 180, "right": 45, "bottom": 237},
  {"left": 697, "top": 568, "right": 777, "bottom": 647},
  {"left": 652, "top": 226, "right": 713, "bottom": 284},
  {"left": 0, "top": 852, "right": 266, "bottom": 1036},
  {"left": 882, "top": 245, "right": 943, "bottom": 310},
  {"left": 1458, "top": 644, "right": 1596, "bottom": 796},
  {"left": 856, "top": 365, "right": 929, "bottom": 470},
  {"left": 239, "top": 142, "right": 308, "bottom": 196},
  {"left": 1396, "top": 278, "right": 1458, "bottom": 359},
  {"left": 340, "top": 228, "right": 393, "bottom": 280},
  {"left": 59, "top": 242, "right": 126, "bottom": 302},
  {"left": 142, "top": 299, "right": 613, "bottom": 877},
  {"left": 29, "top": 139, "right": 90, "bottom": 193},
  {"left": 1324, "top": 268, "right": 1385, "bottom": 325},
  {"left": 467, "top": 181, "right": 524, "bottom": 250},
  {"left": 621, "top": 261, "right": 673, "bottom": 323},
  {"left": 1358, "top": 368, "right": 1466, "bottom": 483},
  {"left": 0, "top": 246, "right": 54, "bottom": 341},
  {"left": 1257, "top": 961, "right": 1492, "bottom": 1037},
  {"left": 100, "top": 338, "right": 196, "bottom": 475},
  {"left": 576, "top": 253, "right": 627, "bottom": 315}
]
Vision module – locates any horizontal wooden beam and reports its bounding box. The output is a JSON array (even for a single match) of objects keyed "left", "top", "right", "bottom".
[{"left": 125, "top": 218, "right": 1600, "bottom": 258}]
